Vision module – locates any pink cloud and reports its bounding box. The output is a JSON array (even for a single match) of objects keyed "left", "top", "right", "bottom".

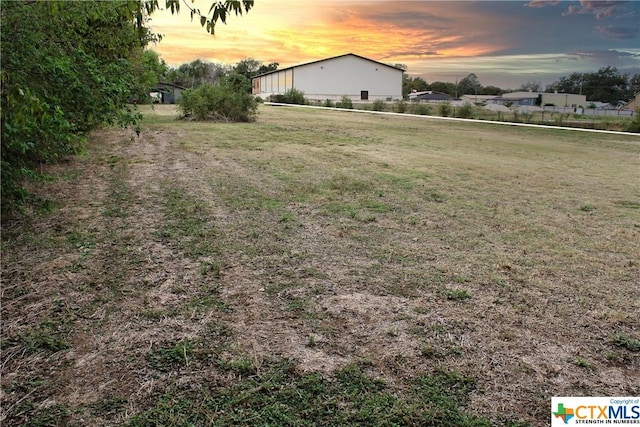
[
  {"left": 596, "top": 25, "right": 639, "bottom": 39},
  {"left": 524, "top": 1, "right": 561, "bottom": 8},
  {"left": 562, "top": 1, "right": 630, "bottom": 19}
]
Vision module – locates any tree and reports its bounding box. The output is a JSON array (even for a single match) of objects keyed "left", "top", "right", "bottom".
[
  {"left": 545, "top": 72, "right": 583, "bottom": 95},
  {"left": 256, "top": 62, "right": 279, "bottom": 76},
  {"left": 1, "top": 1, "right": 147, "bottom": 207},
  {"left": 629, "top": 74, "right": 640, "bottom": 97},
  {"left": 234, "top": 58, "right": 279, "bottom": 80},
  {"left": 131, "top": 49, "right": 168, "bottom": 102},
  {"left": 1, "top": 0, "right": 254, "bottom": 209},
  {"left": 154, "top": 0, "right": 254, "bottom": 35},
  {"left": 545, "top": 67, "right": 635, "bottom": 104},
  {"left": 168, "top": 59, "right": 230, "bottom": 87},
  {"left": 429, "top": 81, "right": 457, "bottom": 97},
  {"left": 403, "top": 76, "right": 429, "bottom": 97},
  {"left": 478, "top": 86, "right": 503, "bottom": 96},
  {"left": 585, "top": 66, "right": 629, "bottom": 104},
  {"left": 458, "top": 73, "right": 481, "bottom": 96},
  {"left": 518, "top": 81, "right": 541, "bottom": 92}
]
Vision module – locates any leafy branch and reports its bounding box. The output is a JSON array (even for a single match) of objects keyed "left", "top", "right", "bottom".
[{"left": 146, "top": 0, "right": 255, "bottom": 35}]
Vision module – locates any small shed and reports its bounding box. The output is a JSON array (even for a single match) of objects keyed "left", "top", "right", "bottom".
[{"left": 151, "top": 82, "right": 186, "bottom": 104}]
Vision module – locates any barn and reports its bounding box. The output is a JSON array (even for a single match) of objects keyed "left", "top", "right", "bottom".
[{"left": 252, "top": 53, "right": 403, "bottom": 103}]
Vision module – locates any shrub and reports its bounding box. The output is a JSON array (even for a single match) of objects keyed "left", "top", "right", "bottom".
[
  {"left": 281, "top": 88, "right": 307, "bottom": 105},
  {"left": 1, "top": 1, "right": 145, "bottom": 211},
  {"left": 624, "top": 108, "right": 640, "bottom": 133},
  {"left": 178, "top": 79, "right": 257, "bottom": 122},
  {"left": 457, "top": 103, "right": 474, "bottom": 119},
  {"left": 337, "top": 96, "right": 353, "bottom": 109},
  {"left": 407, "top": 102, "right": 430, "bottom": 115},
  {"left": 438, "top": 102, "right": 452, "bottom": 117},
  {"left": 323, "top": 99, "right": 335, "bottom": 108},
  {"left": 394, "top": 100, "right": 407, "bottom": 113},
  {"left": 372, "top": 99, "right": 386, "bottom": 111}
]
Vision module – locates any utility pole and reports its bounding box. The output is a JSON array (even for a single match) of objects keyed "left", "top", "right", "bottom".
[{"left": 441, "top": 74, "right": 462, "bottom": 98}]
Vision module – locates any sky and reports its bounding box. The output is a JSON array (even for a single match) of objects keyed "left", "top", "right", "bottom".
[{"left": 148, "top": 0, "right": 640, "bottom": 89}]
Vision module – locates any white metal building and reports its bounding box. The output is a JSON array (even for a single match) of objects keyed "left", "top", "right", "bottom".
[{"left": 252, "top": 53, "right": 403, "bottom": 102}]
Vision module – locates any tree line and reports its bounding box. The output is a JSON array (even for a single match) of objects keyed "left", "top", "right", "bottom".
[
  {"left": 403, "top": 68, "right": 640, "bottom": 105},
  {"left": 1, "top": 0, "right": 253, "bottom": 211}
]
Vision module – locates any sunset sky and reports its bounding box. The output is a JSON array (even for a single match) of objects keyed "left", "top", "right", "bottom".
[{"left": 148, "top": 0, "right": 640, "bottom": 89}]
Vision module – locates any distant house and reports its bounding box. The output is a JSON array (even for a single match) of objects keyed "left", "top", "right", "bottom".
[
  {"left": 151, "top": 82, "right": 186, "bottom": 104},
  {"left": 408, "top": 91, "right": 453, "bottom": 102},
  {"left": 461, "top": 94, "right": 499, "bottom": 104},
  {"left": 488, "top": 91, "right": 540, "bottom": 106},
  {"left": 541, "top": 93, "right": 586, "bottom": 108},
  {"left": 487, "top": 91, "right": 586, "bottom": 108},
  {"left": 252, "top": 53, "right": 403, "bottom": 102},
  {"left": 621, "top": 92, "right": 640, "bottom": 111}
]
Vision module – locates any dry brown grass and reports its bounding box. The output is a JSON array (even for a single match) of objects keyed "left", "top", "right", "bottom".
[{"left": 2, "top": 104, "right": 639, "bottom": 426}]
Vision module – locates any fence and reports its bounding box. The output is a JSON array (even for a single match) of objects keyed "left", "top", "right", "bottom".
[{"left": 542, "top": 106, "right": 635, "bottom": 117}]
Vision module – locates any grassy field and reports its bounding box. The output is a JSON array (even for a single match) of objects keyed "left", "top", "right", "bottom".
[{"left": 2, "top": 104, "right": 639, "bottom": 426}]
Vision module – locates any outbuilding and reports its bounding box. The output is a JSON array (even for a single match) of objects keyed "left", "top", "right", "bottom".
[
  {"left": 252, "top": 53, "right": 403, "bottom": 102},
  {"left": 151, "top": 82, "right": 186, "bottom": 104}
]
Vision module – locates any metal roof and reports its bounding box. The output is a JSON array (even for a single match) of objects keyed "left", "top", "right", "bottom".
[{"left": 252, "top": 53, "right": 404, "bottom": 78}]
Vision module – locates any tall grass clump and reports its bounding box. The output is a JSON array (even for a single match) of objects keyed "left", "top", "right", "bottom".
[
  {"left": 337, "top": 96, "right": 353, "bottom": 109},
  {"left": 323, "top": 99, "right": 335, "bottom": 108},
  {"left": 408, "top": 102, "right": 431, "bottom": 115},
  {"left": 282, "top": 88, "right": 307, "bottom": 105},
  {"left": 270, "top": 89, "right": 307, "bottom": 105},
  {"left": 372, "top": 99, "right": 386, "bottom": 112},
  {"left": 456, "top": 103, "right": 474, "bottom": 119},
  {"left": 394, "top": 100, "right": 407, "bottom": 113},
  {"left": 438, "top": 102, "right": 452, "bottom": 117},
  {"left": 624, "top": 108, "right": 640, "bottom": 133}
]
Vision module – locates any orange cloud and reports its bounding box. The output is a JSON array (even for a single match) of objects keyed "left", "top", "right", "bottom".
[{"left": 149, "top": 0, "right": 510, "bottom": 68}]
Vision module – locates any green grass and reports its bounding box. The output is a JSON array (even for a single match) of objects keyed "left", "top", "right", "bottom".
[
  {"left": 127, "top": 360, "right": 494, "bottom": 427},
  {"left": 157, "top": 186, "right": 220, "bottom": 258},
  {"left": 443, "top": 288, "right": 472, "bottom": 301},
  {"left": 613, "top": 333, "right": 640, "bottom": 352}
]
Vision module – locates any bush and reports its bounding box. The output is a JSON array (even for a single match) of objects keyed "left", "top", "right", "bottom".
[
  {"left": 408, "top": 102, "right": 431, "bottom": 115},
  {"left": 323, "top": 99, "right": 335, "bottom": 108},
  {"left": 624, "top": 108, "right": 640, "bottom": 133},
  {"left": 438, "top": 102, "right": 452, "bottom": 117},
  {"left": 337, "top": 96, "right": 353, "bottom": 109},
  {"left": 457, "top": 103, "right": 473, "bottom": 119},
  {"left": 178, "top": 79, "right": 258, "bottom": 122},
  {"left": 394, "top": 100, "right": 407, "bottom": 113},
  {"left": 1, "top": 1, "right": 147, "bottom": 210},
  {"left": 270, "top": 89, "right": 306, "bottom": 105},
  {"left": 282, "top": 88, "right": 307, "bottom": 105},
  {"left": 372, "top": 99, "right": 386, "bottom": 111}
]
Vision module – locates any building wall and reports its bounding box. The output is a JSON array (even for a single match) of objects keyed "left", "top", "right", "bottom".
[
  {"left": 541, "top": 93, "right": 586, "bottom": 108},
  {"left": 254, "top": 69, "right": 294, "bottom": 95},
  {"left": 622, "top": 93, "right": 640, "bottom": 111},
  {"left": 253, "top": 54, "right": 402, "bottom": 101}
]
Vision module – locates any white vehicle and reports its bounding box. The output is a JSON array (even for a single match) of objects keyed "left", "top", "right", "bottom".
[{"left": 150, "top": 92, "right": 162, "bottom": 103}]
